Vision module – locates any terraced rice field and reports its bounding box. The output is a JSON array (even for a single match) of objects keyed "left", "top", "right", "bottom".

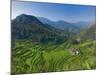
[{"left": 11, "top": 40, "right": 96, "bottom": 74}]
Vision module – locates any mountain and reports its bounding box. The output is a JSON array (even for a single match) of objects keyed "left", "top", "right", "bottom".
[
  {"left": 73, "top": 21, "right": 92, "bottom": 29},
  {"left": 12, "top": 14, "right": 95, "bottom": 44},
  {"left": 11, "top": 14, "right": 66, "bottom": 43},
  {"left": 79, "top": 24, "right": 96, "bottom": 41},
  {"left": 37, "top": 17, "right": 90, "bottom": 31},
  {"left": 37, "top": 17, "right": 54, "bottom": 25},
  {"left": 38, "top": 17, "right": 78, "bottom": 30}
]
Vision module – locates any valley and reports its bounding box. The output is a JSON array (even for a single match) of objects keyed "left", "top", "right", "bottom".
[{"left": 11, "top": 14, "right": 96, "bottom": 74}]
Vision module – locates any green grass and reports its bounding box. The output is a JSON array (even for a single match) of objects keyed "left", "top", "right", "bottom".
[{"left": 11, "top": 40, "right": 96, "bottom": 74}]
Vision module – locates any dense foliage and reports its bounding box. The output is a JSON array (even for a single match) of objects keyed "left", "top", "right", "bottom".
[{"left": 11, "top": 14, "right": 96, "bottom": 75}]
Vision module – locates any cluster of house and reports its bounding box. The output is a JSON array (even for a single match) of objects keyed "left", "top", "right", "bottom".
[{"left": 69, "top": 48, "right": 79, "bottom": 55}]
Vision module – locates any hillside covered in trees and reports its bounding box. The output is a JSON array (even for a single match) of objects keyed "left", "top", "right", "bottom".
[{"left": 11, "top": 14, "right": 96, "bottom": 74}]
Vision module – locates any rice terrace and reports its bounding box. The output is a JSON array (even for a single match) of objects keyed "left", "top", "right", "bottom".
[{"left": 11, "top": 1, "right": 96, "bottom": 74}]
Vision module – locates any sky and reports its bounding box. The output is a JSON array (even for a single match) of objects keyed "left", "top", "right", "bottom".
[{"left": 12, "top": 1, "right": 96, "bottom": 23}]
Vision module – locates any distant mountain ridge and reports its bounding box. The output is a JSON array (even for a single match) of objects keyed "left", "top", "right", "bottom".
[
  {"left": 37, "top": 17, "right": 91, "bottom": 31},
  {"left": 11, "top": 14, "right": 67, "bottom": 43},
  {"left": 12, "top": 14, "right": 95, "bottom": 44}
]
